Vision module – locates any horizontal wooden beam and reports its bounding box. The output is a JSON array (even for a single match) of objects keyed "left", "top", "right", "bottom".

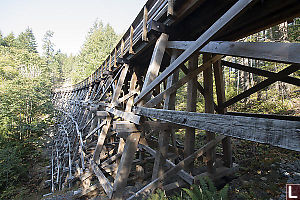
[
  {"left": 106, "top": 107, "right": 141, "bottom": 124},
  {"left": 226, "top": 112, "right": 300, "bottom": 122},
  {"left": 134, "top": 0, "right": 254, "bottom": 104},
  {"left": 222, "top": 60, "right": 300, "bottom": 86},
  {"left": 113, "top": 121, "right": 139, "bottom": 133},
  {"left": 221, "top": 64, "right": 300, "bottom": 108},
  {"left": 96, "top": 111, "right": 110, "bottom": 118},
  {"left": 134, "top": 107, "right": 300, "bottom": 151},
  {"left": 167, "top": 41, "right": 300, "bottom": 64}
]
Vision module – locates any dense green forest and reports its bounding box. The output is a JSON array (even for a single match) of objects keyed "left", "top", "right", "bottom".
[
  {"left": 0, "top": 21, "right": 119, "bottom": 199},
  {"left": 0, "top": 17, "right": 299, "bottom": 199}
]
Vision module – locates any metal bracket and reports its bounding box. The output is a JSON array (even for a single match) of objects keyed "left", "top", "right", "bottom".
[
  {"left": 117, "top": 57, "right": 130, "bottom": 65},
  {"left": 148, "top": 20, "right": 170, "bottom": 34}
]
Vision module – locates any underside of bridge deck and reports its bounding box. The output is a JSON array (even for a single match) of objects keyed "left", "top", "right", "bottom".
[{"left": 50, "top": 0, "right": 300, "bottom": 199}]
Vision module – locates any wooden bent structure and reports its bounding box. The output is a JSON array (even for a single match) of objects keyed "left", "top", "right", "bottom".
[{"left": 51, "top": 0, "right": 300, "bottom": 199}]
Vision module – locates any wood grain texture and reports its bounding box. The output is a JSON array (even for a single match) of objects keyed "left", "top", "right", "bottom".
[
  {"left": 135, "top": 107, "right": 300, "bottom": 151},
  {"left": 134, "top": 0, "right": 254, "bottom": 104},
  {"left": 167, "top": 41, "right": 300, "bottom": 64}
]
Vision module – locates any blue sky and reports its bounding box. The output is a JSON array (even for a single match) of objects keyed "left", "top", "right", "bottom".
[{"left": 0, "top": 0, "right": 147, "bottom": 55}]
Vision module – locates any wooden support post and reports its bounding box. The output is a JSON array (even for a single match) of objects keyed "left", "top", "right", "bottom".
[
  {"left": 203, "top": 53, "right": 216, "bottom": 174},
  {"left": 93, "top": 117, "right": 112, "bottom": 164},
  {"left": 213, "top": 59, "right": 232, "bottom": 168},
  {"left": 115, "top": 72, "right": 139, "bottom": 174},
  {"left": 114, "top": 48, "right": 117, "bottom": 68},
  {"left": 152, "top": 130, "right": 169, "bottom": 181},
  {"left": 112, "top": 64, "right": 129, "bottom": 104},
  {"left": 152, "top": 50, "right": 179, "bottom": 182},
  {"left": 121, "top": 39, "right": 125, "bottom": 58},
  {"left": 88, "top": 111, "right": 98, "bottom": 139},
  {"left": 164, "top": 50, "right": 180, "bottom": 158},
  {"left": 184, "top": 53, "right": 198, "bottom": 172},
  {"left": 113, "top": 132, "right": 141, "bottom": 199},
  {"left": 109, "top": 54, "right": 112, "bottom": 71},
  {"left": 139, "top": 33, "right": 169, "bottom": 105},
  {"left": 129, "top": 26, "right": 134, "bottom": 54},
  {"left": 142, "top": 6, "right": 148, "bottom": 41},
  {"left": 167, "top": 0, "right": 174, "bottom": 16}
]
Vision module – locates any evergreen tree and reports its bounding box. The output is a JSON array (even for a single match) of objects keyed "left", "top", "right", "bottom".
[
  {"left": 42, "top": 30, "right": 55, "bottom": 63},
  {"left": 78, "top": 20, "right": 119, "bottom": 78},
  {"left": 0, "top": 31, "right": 4, "bottom": 46},
  {"left": 16, "top": 27, "right": 38, "bottom": 53},
  {"left": 3, "top": 32, "right": 16, "bottom": 47}
]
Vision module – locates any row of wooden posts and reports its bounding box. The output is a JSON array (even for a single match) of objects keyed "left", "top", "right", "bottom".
[{"left": 50, "top": 0, "right": 300, "bottom": 199}]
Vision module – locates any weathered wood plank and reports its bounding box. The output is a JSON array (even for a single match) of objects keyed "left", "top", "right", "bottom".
[
  {"left": 101, "top": 153, "right": 122, "bottom": 168},
  {"left": 112, "top": 64, "right": 129, "bottom": 104},
  {"left": 98, "top": 66, "right": 124, "bottom": 101},
  {"left": 113, "top": 121, "right": 139, "bottom": 133},
  {"left": 184, "top": 53, "right": 198, "bottom": 172},
  {"left": 85, "top": 121, "right": 106, "bottom": 140},
  {"left": 91, "top": 161, "right": 113, "bottom": 198},
  {"left": 142, "top": 6, "right": 148, "bottom": 41},
  {"left": 125, "top": 72, "right": 138, "bottom": 112},
  {"left": 152, "top": 49, "right": 180, "bottom": 181},
  {"left": 113, "top": 132, "right": 141, "bottom": 199},
  {"left": 134, "top": 107, "right": 300, "bottom": 151},
  {"left": 117, "top": 90, "right": 138, "bottom": 104},
  {"left": 106, "top": 107, "right": 141, "bottom": 124},
  {"left": 129, "top": 26, "right": 134, "bottom": 54},
  {"left": 203, "top": 53, "right": 216, "bottom": 174},
  {"left": 93, "top": 117, "right": 112, "bottom": 164},
  {"left": 167, "top": 41, "right": 300, "bottom": 64},
  {"left": 138, "top": 144, "right": 194, "bottom": 185},
  {"left": 127, "top": 135, "right": 225, "bottom": 199},
  {"left": 139, "top": 33, "right": 169, "bottom": 105},
  {"left": 213, "top": 59, "right": 232, "bottom": 168},
  {"left": 96, "top": 111, "right": 109, "bottom": 118},
  {"left": 134, "top": 0, "right": 254, "bottom": 104},
  {"left": 152, "top": 131, "right": 169, "bottom": 181}
]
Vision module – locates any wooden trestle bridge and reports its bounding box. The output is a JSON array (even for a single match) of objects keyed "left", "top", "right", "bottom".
[{"left": 51, "top": 0, "right": 300, "bottom": 199}]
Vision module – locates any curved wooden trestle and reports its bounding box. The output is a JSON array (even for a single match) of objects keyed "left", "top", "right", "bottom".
[{"left": 50, "top": 0, "right": 300, "bottom": 199}]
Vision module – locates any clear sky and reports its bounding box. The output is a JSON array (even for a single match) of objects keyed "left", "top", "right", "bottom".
[{"left": 0, "top": 0, "right": 147, "bottom": 55}]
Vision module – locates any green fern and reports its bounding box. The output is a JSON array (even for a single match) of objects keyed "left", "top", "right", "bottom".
[
  {"left": 183, "top": 177, "right": 229, "bottom": 200},
  {"left": 148, "top": 177, "right": 229, "bottom": 200},
  {"left": 147, "top": 189, "right": 168, "bottom": 200}
]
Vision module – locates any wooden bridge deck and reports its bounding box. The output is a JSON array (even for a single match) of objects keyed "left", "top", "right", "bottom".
[{"left": 51, "top": 0, "right": 300, "bottom": 199}]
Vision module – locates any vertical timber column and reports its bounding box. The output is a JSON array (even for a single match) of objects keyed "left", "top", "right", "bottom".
[
  {"left": 88, "top": 107, "right": 98, "bottom": 139},
  {"left": 115, "top": 71, "right": 138, "bottom": 171},
  {"left": 152, "top": 49, "right": 180, "bottom": 180},
  {"left": 112, "top": 64, "right": 129, "bottom": 105},
  {"left": 138, "top": 33, "right": 169, "bottom": 105},
  {"left": 113, "top": 131, "right": 141, "bottom": 199},
  {"left": 213, "top": 60, "right": 232, "bottom": 168},
  {"left": 184, "top": 53, "right": 198, "bottom": 173},
  {"left": 93, "top": 116, "right": 112, "bottom": 164},
  {"left": 164, "top": 49, "right": 180, "bottom": 157},
  {"left": 203, "top": 53, "right": 216, "bottom": 174}
]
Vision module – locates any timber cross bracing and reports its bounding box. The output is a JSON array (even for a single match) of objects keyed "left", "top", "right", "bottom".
[{"left": 51, "top": 0, "right": 300, "bottom": 199}]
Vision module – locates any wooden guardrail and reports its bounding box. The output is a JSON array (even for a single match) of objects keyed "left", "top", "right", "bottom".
[{"left": 50, "top": 0, "right": 300, "bottom": 199}]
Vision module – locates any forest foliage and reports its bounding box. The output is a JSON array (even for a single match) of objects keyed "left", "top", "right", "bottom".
[
  {"left": 0, "top": 20, "right": 119, "bottom": 199},
  {"left": 0, "top": 16, "right": 298, "bottom": 199}
]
